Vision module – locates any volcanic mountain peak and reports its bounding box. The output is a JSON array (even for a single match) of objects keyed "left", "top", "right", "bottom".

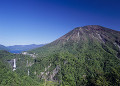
[
  {"left": 74, "top": 25, "right": 104, "bottom": 30},
  {"left": 82, "top": 25, "right": 103, "bottom": 29},
  {"left": 51, "top": 25, "right": 120, "bottom": 46},
  {"left": 56, "top": 25, "right": 103, "bottom": 39},
  {"left": 30, "top": 25, "right": 120, "bottom": 62},
  {"left": 69, "top": 25, "right": 108, "bottom": 36}
]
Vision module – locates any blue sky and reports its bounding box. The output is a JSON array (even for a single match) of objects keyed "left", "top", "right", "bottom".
[{"left": 0, "top": 0, "right": 120, "bottom": 46}]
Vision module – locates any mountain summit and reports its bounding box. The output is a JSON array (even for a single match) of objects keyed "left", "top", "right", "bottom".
[{"left": 53, "top": 25, "right": 120, "bottom": 45}]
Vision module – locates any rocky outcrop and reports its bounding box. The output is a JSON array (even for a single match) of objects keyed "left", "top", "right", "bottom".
[
  {"left": 50, "top": 65, "right": 60, "bottom": 81},
  {"left": 38, "top": 64, "right": 60, "bottom": 82}
]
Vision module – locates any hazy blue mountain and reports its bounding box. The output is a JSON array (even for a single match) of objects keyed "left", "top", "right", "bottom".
[
  {"left": 0, "top": 44, "right": 8, "bottom": 50},
  {"left": 7, "top": 44, "right": 46, "bottom": 53}
]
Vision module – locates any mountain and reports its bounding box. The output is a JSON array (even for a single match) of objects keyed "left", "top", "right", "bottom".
[
  {"left": 28, "top": 25, "right": 120, "bottom": 85},
  {"left": 30, "top": 25, "right": 120, "bottom": 58},
  {"left": 0, "top": 44, "right": 8, "bottom": 50},
  {"left": 7, "top": 44, "right": 46, "bottom": 53}
]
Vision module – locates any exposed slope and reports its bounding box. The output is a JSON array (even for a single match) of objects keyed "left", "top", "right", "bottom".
[{"left": 29, "top": 25, "right": 120, "bottom": 86}]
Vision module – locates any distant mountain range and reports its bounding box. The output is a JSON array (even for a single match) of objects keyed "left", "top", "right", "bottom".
[
  {"left": 0, "top": 44, "right": 46, "bottom": 53},
  {"left": 0, "top": 44, "right": 8, "bottom": 50},
  {"left": 7, "top": 44, "right": 46, "bottom": 53}
]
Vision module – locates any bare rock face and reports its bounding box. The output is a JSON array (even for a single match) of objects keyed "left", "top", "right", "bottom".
[
  {"left": 39, "top": 64, "right": 60, "bottom": 81},
  {"left": 50, "top": 65, "right": 60, "bottom": 81}
]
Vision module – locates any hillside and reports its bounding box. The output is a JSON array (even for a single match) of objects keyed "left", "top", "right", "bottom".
[
  {"left": 28, "top": 25, "right": 120, "bottom": 85},
  {"left": 0, "top": 50, "right": 58, "bottom": 86},
  {"left": 0, "top": 50, "right": 41, "bottom": 86}
]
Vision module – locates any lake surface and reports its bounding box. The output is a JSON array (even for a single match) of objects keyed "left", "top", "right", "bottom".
[{"left": 9, "top": 50, "right": 23, "bottom": 54}]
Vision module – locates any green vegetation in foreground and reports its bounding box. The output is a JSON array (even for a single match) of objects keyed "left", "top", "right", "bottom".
[{"left": 0, "top": 51, "right": 41, "bottom": 86}]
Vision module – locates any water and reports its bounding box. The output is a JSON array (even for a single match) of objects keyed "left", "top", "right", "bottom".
[
  {"left": 9, "top": 50, "right": 23, "bottom": 54},
  {"left": 13, "top": 59, "right": 16, "bottom": 71}
]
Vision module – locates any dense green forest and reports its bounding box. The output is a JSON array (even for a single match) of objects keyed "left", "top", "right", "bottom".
[
  {"left": 29, "top": 40, "right": 120, "bottom": 86},
  {"left": 0, "top": 51, "right": 41, "bottom": 86},
  {"left": 0, "top": 51, "right": 58, "bottom": 86}
]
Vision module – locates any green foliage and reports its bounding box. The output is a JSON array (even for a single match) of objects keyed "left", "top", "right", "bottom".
[{"left": 0, "top": 50, "right": 41, "bottom": 86}]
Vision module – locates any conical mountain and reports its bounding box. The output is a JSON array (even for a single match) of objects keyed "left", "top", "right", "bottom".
[
  {"left": 30, "top": 25, "right": 120, "bottom": 58},
  {"left": 29, "top": 25, "right": 120, "bottom": 86},
  {"left": 52, "top": 25, "right": 120, "bottom": 45}
]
